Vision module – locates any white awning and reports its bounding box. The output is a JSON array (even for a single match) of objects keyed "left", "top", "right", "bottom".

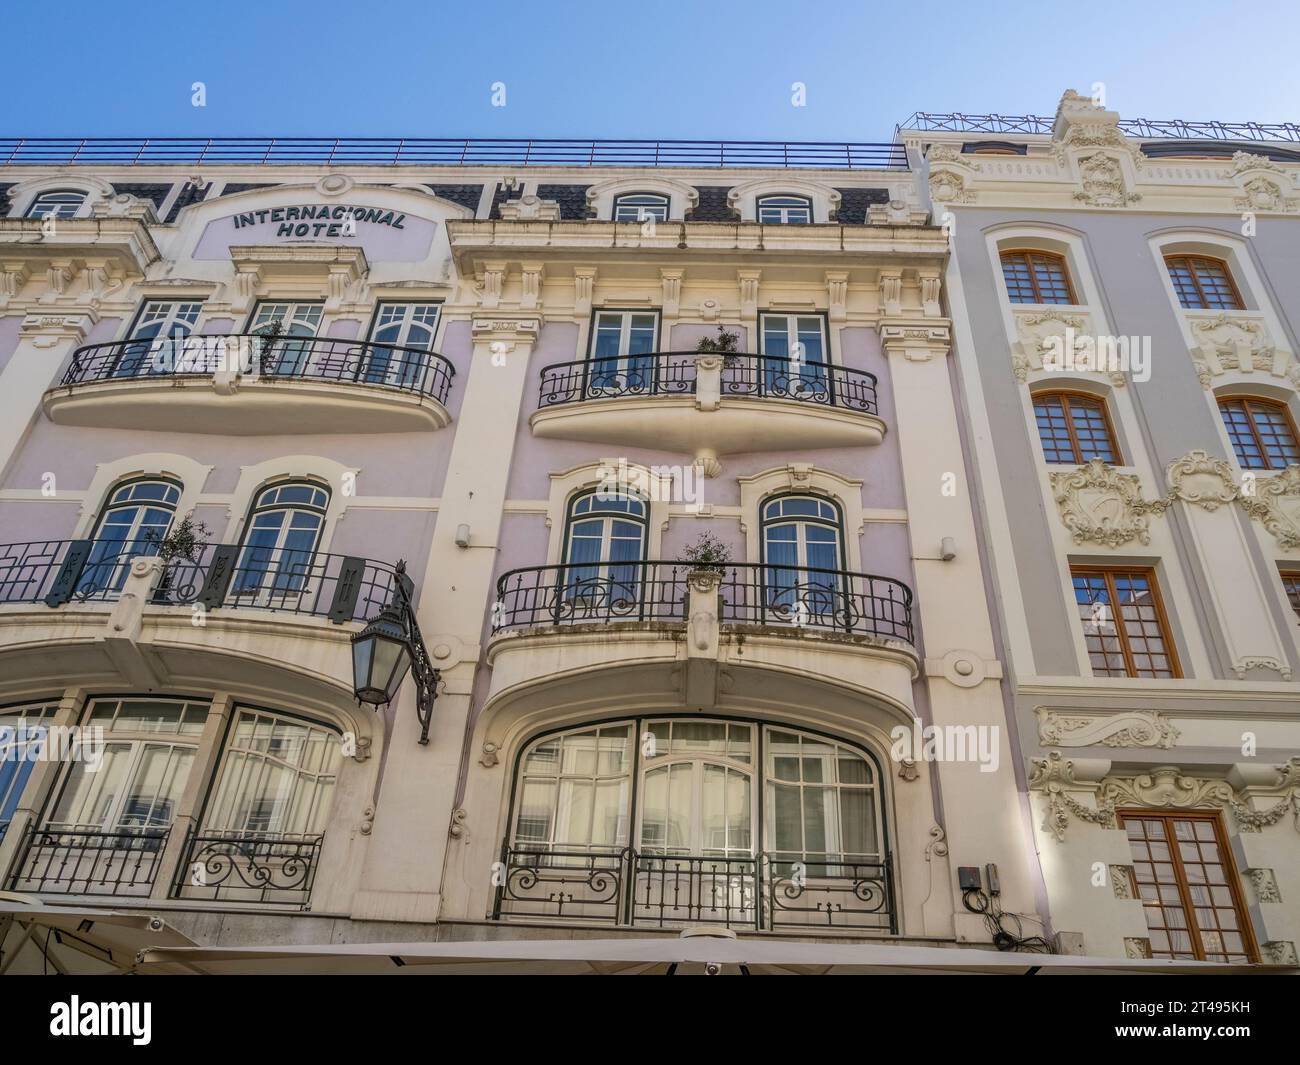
[
  {"left": 131, "top": 934, "right": 1296, "bottom": 975},
  {"left": 0, "top": 895, "right": 197, "bottom": 975}
]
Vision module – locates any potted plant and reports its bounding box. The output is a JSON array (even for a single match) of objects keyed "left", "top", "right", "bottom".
[
  {"left": 679, "top": 531, "right": 732, "bottom": 575},
  {"left": 144, "top": 512, "right": 211, "bottom": 603},
  {"left": 256, "top": 319, "right": 285, "bottom": 377},
  {"left": 694, "top": 326, "right": 742, "bottom": 367}
]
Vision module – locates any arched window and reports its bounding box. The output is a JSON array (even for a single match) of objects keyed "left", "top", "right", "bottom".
[
  {"left": 756, "top": 194, "right": 813, "bottom": 224},
  {"left": 1218, "top": 396, "right": 1300, "bottom": 470},
  {"left": 500, "top": 717, "right": 889, "bottom": 930},
  {"left": 561, "top": 490, "right": 647, "bottom": 612},
  {"left": 363, "top": 302, "right": 441, "bottom": 387},
  {"left": 25, "top": 189, "right": 86, "bottom": 220},
  {"left": 248, "top": 301, "right": 324, "bottom": 376},
  {"left": 761, "top": 495, "right": 846, "bottom": 625},
  {"left": 113, "top": 300, "right": 205, "bottom": 378},
  {"left": 232, "top": 480, "right": 330, "bottom": 604},
  {"left": 1165, "top": 255, "right": 1243, "bottom": 310},
  {"left": 82, "top": 478, "right": 182, "bottom": 594},
  {"left": 612, "top": 192, "right": 669, "bottom": 223},
  {"left": 1032, "top": 391, "right": 1120, "bottom": 464},
  {"left": 1000, "top": 249, "right": 1075, "bottom": 304}
]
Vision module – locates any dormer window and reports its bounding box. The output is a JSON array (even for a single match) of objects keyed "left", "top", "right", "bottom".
[
  {"left": 612, "top": 192, "right": 669, "bottom": 223},
  {"left": 26, "top": 189, "right": 86, "bottom": 220},
  {"left": 757, "top": 194, "right": 813, "bottom": 224}
]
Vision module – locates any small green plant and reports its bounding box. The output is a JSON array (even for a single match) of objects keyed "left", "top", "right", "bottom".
[
  {"left": 145, "top": 512, "right": 211, "bottom": 565},
  {"left": 679, "top": 531, "right": 732, "bottom": 573},
  {"left": 257, "top": 320, "right": 285, "bottom": 375},
  {"left": 694, "top": 327, "right": 741, "bottom": 366}
]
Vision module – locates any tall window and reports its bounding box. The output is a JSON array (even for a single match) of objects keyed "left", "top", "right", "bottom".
[
  {"left": 1164, "top": 255, "right": 1243, "bottom": 310},
  {"left": 509, "top": 719, "right": 883, "bottom": 864},
  {"left": 562, "top": 490, "right": 647, "bottom": 610},
  {"left": 363, "top": 302, "right": 441, "bottom": 387},
  {"left": 612, "top": 192, "right": 669, "bottom": 223},
  {"left": 248, "top": 301, "right": 324, "bottom": 376},
  {"left": 232, "top": 480, "right": 330, "bottom": 604},
  {"left": 1000, "top": 250, "right": 1075, "bottom": 304},
  {"left": 0, "top": 702, "right": 58, "bottom": 839},
  {"left": 589, "top": 310, "right": 659, "bottom": 392},
  {"left": 113, "top": 300, "right": 205, "bottom": 378},
  {"left": 82, "top": 478, "right": 182, "bottom": 594},
  {"left": 760, "top": 312, "right": 828, "bottom": 395},
  {"left": 1218, "top": 396, "right": 1300, "bottom": 470},
  {"left": 201, "top": 708, "right": 341, "bottom": 839},
  {"left": 1071, "top": 567, "right": 1179, "bottom": 678},
  {"left": 762, "top": 495, "right": 845, "bottom": 625},
  {"left": 44, "top": 698, "right": 208, "bottom": 837},
  {"left": 756, "top": 194, "right": 813, "bottom": 224},
  {"left": 1120, "top": 811, "right": 1256, "bottom": 963},
  {"left": 26, "top": 189, "right": 86, "bottom": 220},
  {"left": 1033, "top": 391, "right": 1119, "bottom": 464}
]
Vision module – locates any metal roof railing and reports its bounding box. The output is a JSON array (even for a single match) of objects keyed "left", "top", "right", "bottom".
[
  {"left": 0, "top": 137, "right": 909, "bottom": 170},
  {"left": 898, "top": 112, "right": 1300, "bottom": 144}
]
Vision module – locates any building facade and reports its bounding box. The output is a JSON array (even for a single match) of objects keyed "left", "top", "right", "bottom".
[
  {"left": 0, "top": 105, "right": 1295, "bottom": 972},
  {"left": 901, "top": 92, "right": 1300, "bottom": 966}
]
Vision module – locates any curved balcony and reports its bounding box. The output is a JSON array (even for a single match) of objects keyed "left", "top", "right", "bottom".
[
  {"left": 529, "top": 352, "right": 886, "bottom": 459},
  {"left": 43, "top": 334, "right": 456, "bottom": 434},
  {"left": 0, "top": 538, "right": 403, "bottom": 698},
  {"left": 492, "top": 559, "right": 913, "bottom": 643}
]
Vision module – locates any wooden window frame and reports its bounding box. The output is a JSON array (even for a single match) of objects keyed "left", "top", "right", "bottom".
[
  {"left": 1280, "top": 568, "right": 1300, "bottom": 619},
  {"left": 1163, "top": 254, "right": 1245, "bottom": 310},
  {"left": 999, "top": 248, "right": 1077, "bottom": 305},
  {"left": 1217, "top": 395, "right": 1300, "bottom": 471},
  {"left": 1117, "top": 808, "right": 1258, "bottom": 963},
  {"left": 1032, "top": 389, "right": 1122, "bottom": 465},
  {"left": 1070, "top": 565, "right": 1182, "bottom": 679}
]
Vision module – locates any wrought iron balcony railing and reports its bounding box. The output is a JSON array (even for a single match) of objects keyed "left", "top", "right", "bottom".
[
  {"left": 171, "top": 830, "right": 324, "bottom": 908},
  {"left": 538, "top": 352, "right": 879, "bottom": 414},
  {"left": 899, "top": 111, "right": 1300, "bottom": 143},
  {"left": 7, "top": 825, "right": 170, "bottom": 897},
  {"left": 492, "top": 560, "right": 914, "bottom": 643},
  {"left": 0, "top": 538, "right": 401, "bottom": 624},
  {"left": 60, "top": 334, "right": 456, "bottom": 406},
  {"left": 492, "top": 845, "right": 897, "bottom": 933}
]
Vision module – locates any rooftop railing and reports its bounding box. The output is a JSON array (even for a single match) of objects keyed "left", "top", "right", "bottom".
[
  {"left": 899, "top": 112, "right": 1300, "bottom": 143},
  {"left": 0, "top": 137, "right": 909, "bottom": 169}
]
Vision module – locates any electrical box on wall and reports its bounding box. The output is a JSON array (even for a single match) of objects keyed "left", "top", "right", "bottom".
[{"left": 957, "top": 866, "right": 982, "bottom": 892}]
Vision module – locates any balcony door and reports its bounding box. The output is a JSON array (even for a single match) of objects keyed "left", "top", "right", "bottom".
[
  {"left": 363, "top": 302, "right": 441, "bottom": 388},
  {"left": 232, "top": 481, "right": 329, "bottom": 607},
  {"left": 560, "top": 490, "right": 646, "bottom": 618},
  {"left": 589, "top": 310, "right": 658, "bottom": 395},
  {"left": 761, "top": 495, "right": 845, "bottom": 626},
  {"left": 760, "top": 313, "right": 828, "bottom": 398},
  {"left": 113, "top": 300, "right": 204, "bottom": 378},
  {"left": 81, "top": 478, "right": 181, "bottom": 595},
  {"left": 248, "top": 301, "right": 323, "bottom": 376}
]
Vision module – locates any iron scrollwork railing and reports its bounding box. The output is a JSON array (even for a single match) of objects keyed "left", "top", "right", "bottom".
[
  {"left": 491, "top": 560, "right": 914, "bottom": 644},
  {"left": 0, "top": 538, "right": 402, "bottom": 624},
  {"left": 492, "top": 845, "right": 896, "bottom": 933},
  {"left": 60, "top": 334, "right": 456, "bottom": 406},
  {"left": 537, "top": 352, "right": 878, "bottom": 415},
  {"left": 172, "top": 830, "right": 324, "bottom": 908},
  {"left": 6, "top": 826, "right": 170, "bottom": 897}
]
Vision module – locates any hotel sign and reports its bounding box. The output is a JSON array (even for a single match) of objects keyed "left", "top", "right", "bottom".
[
  {"left": 231, "top": 204, "right": 409, "bottom": 239},
  {"left": 193, "top": 202, "right": 437, "bottom": 262}
]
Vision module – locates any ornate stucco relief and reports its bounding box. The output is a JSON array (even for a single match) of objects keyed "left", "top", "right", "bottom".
[
  {"left": 1185, "top": 312, "right": 1297, "bottom": 388},
  {"left": 1036, "top": 708, "right": 1179, "bottom": 749},
  {"left": 1029, "top": 752, "right": 1300, "bottom": 841},
  {"left": 1239, "top": 464, "right": 1300, "bottom": 550},
  {"left": 1050, "top": 460, "right": 1169, "bottom": 547}
]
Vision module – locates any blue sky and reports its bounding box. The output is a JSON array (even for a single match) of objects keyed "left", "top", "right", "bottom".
[{"left": 6, "top": 0, "right": 1298, "bottom": 139}]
